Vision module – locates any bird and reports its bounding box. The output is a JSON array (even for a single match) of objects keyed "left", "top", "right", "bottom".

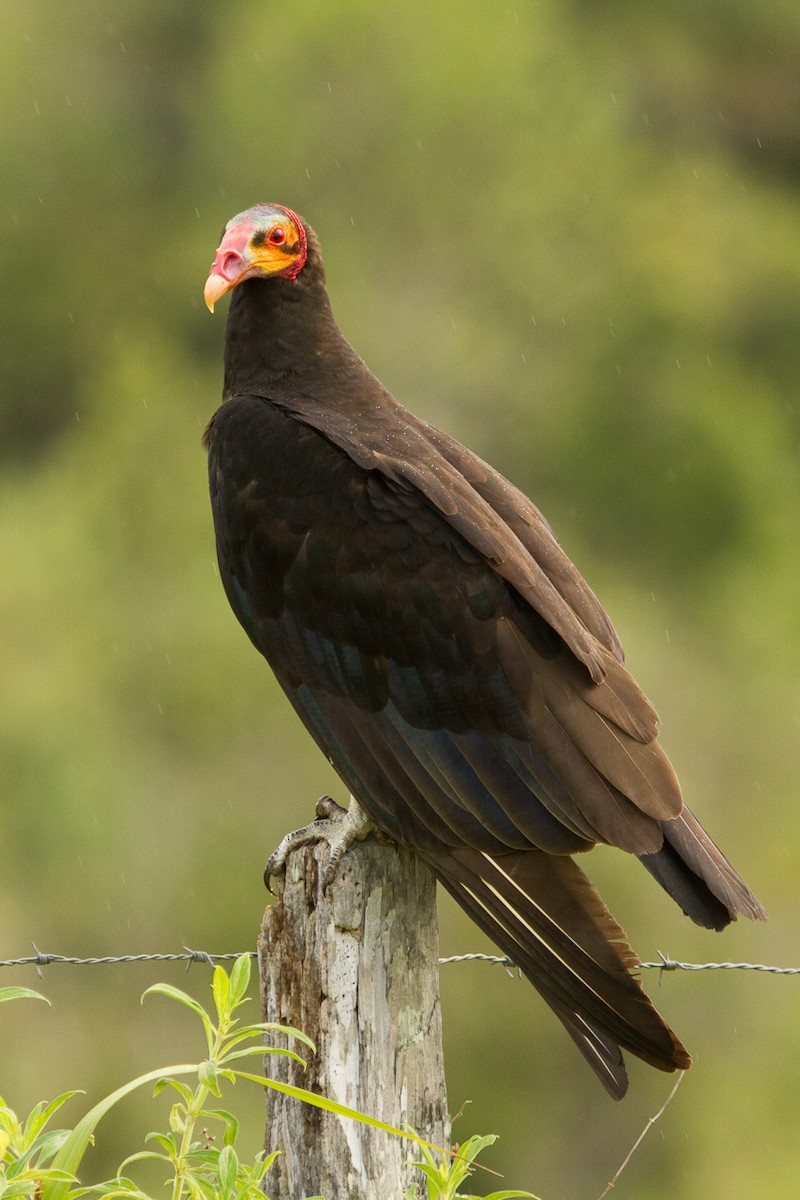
[{"left": 202, "top": 203, "right": 764, "bottom": 1099}]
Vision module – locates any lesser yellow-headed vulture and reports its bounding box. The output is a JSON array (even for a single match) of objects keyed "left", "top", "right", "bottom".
[{"left": 202, "top": 203, "right": 764, "bottom": 1098}]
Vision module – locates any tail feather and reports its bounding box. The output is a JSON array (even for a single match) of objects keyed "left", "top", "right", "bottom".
[
  {"left": 430, "top": 845, "right": 691, "bottom": 1099},
  {"left": 640, "top": 808, "right": 767, "bottom": 930}
]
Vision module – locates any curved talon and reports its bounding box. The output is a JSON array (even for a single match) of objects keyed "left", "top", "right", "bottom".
[{"left": 264, "top": 796, "right": 376, "bottom": 891}]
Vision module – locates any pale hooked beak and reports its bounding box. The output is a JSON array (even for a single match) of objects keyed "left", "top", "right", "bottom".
[{"left": 204, "top": 247, "right": 251, "bottom": 312}]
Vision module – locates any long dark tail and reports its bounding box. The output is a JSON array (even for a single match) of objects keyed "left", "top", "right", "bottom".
[
  {"left": 639, "top": 807, "right": 767, "bottom": 931},
  {"left": 429, "top": 845, "right": 692, "bottom": 1099}
]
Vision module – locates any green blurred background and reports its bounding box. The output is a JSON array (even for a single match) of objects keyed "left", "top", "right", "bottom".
[{"left": 1, "top": 1, "right": 798, "bottom": 1195}]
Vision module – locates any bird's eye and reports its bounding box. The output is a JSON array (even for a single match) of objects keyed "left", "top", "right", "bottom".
[{"left": 268, "top": 226, "right": 287, "bottom": 246}]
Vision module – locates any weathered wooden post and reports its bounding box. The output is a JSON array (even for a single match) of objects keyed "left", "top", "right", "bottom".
[{"left": 258, "top": 823, "right": 451, "bottom": 1199}]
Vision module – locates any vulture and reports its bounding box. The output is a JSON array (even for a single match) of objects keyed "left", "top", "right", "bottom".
[{"left": 202, "top": 203, "right": 764, "bottom": 1098}]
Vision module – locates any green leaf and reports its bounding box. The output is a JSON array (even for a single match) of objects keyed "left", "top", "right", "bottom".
[
  {"left": 72, "top": 1179, "right": 154, "bottom": 1200},
  {"left": 261, "top": 1022, "right": 316, "bottom": 1052},
  {"left": 119, "top": 1147, "right": 174, "bottom": 1171},
  {"left": 18, "top": 1128, "right": 72, "bottom": 1169},
  {"left": 217, "top": 1027, "right": 302, "bottom": 1054},
  {"left": 232, "top": 1070, "right": 446, "bottom": 1158},
  {"left": 170, "top": 1101, "right": 189, "bottom": 1134},
  {"left": 407, "top": 1132, "right": 541, "bottom": 1200},
  {"left": 142, "top": 984, "right": 214, "bottom": 1028},
  {"left": 152, "top": 1078, "right": 194, "bottom": 1105},
  {"left": 220, "top": 1045, "right": 307, "bottom": 1068},
  {"left": 185, "top": 1175, "right": 217, "bottom": 1200},
  {"left": 204, "top": 1108, "right": 239, "bottom": 1146},
  {"left": 467, "top": 1133, "right": 498, "bottom": 1157},
  {"left": 3, "top": 1167, "right": 77, "bottom": 1192},
  {"left": 0, "top": 986, "right": 50, "bottom": 1005},
  {"left": 41, "top": 1063, "right": 199, "bottom": 1200},
  {"left": 217, "top": 1143, "right": 238, "bottom": 1195},
  {"left": 245, "top": 1148, "right": 281, "bottom": 1185},
  {"left": 227, "top": 954, "right": 252, "bottom": 1007},
  {"left": 143, "top": 1131, "right": 177, "bottom": 1154},
  {"left": 142, "top": 983, "right": 216, "bottom": 1057},
  {"left": 212, "top": 965, "right": 230, "bottom": 1022},
  {"left": 472, "top": 1191, "right": 539, "bottom": 1199},
  {"left": 22, "top": 1093, "right": 81, "bottom": 1145},
  {"left": 215, "top": 1018, "right": 314, "bottom": 1055},
  {"left": 198, "top": 1059, "right": 221, "bottom": 1097}
]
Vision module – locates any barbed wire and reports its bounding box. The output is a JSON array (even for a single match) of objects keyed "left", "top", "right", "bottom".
[
  {"left": 0, "top": 947, "right": 248, "bottom": 973},
  {"left": 1, "top": 945, "right": 798, "bottom": 976},
  {"left": 640, "top": 953, "right": 800, "bottom": 976}
]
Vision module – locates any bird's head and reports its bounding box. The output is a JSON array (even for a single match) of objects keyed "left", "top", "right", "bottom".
[{"left": 204, "top": 203, "right": 308, "bottom": 312}]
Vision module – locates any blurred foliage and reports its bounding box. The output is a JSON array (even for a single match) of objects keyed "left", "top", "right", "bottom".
[{"left": 1, "top": 1, "right": 798, "bottom": 1196}]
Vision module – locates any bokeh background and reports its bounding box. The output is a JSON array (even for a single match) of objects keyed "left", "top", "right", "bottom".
[{"left": 1, "top": 1, "right": 799, "bottom": 1196}]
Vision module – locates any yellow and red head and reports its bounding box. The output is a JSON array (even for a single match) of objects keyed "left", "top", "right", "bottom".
[{"left": 204, "top": 204, "right": 307, "bottom": 311}]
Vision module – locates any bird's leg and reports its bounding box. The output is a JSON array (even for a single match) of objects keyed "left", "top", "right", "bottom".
[{"left": 264, "top": 794, "right": 378, "bottom": 891}]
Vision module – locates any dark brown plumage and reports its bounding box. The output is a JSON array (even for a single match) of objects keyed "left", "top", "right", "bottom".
[{"left": 202, "top": 203, "right": 764, "bottom": 1098}]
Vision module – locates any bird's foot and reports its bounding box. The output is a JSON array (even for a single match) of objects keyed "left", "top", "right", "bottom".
[{"left": 264, "top": 795, "right": 377, "bottom": 891}]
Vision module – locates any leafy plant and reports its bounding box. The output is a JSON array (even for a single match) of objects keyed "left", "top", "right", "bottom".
[
  {"left": 50, "top": 952, "right": 307, "bottom": 1200},
  {"left": 0, "top": 986, "right": 77, "bottom": 1199},
  {"left": 405, "top": 1133, "right": 539, "bottom": 1200},
  {"left": 1, "top": 964, "right": 308, "bottom": 1200},
  {"left": 2, "top": 968, "right": 533, "bottom": 1200}
]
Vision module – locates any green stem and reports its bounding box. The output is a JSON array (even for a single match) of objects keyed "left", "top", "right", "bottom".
[
  {"left": 170, "top": 1079, "right": 210, "bottom": 1200},
  {"left": 170, "top": 1012, "right": 233, "bottom": 1199}
]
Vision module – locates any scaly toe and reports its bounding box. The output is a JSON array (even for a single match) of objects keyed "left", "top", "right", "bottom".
[{"left": 264, "top": 796, "right": 376, "bottom": 891}]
